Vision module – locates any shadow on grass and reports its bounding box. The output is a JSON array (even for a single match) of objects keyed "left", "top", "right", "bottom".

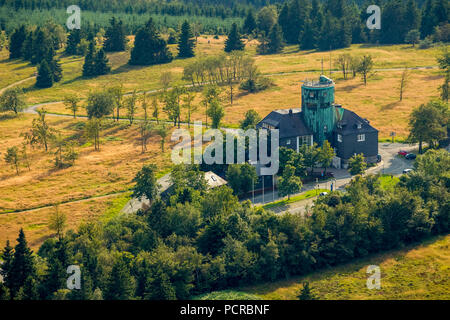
[
  {"left": 381, "top": 101, "right": 401, "bottom": 111},
  {"left": 337, "top": 82, "right": 364, "bottom": 92}
]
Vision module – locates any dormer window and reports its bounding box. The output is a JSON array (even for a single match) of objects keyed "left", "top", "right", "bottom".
[{"left": 357, "top": 123, "right": 362, "bottom": 129}]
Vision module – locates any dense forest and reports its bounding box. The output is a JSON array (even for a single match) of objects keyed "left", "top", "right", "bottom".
[
  {"left": 0, "top": 149, "right": 448, "bottom": 300},
  {"left": 0, "top": 0, "right": 448, "bottom": 45}
]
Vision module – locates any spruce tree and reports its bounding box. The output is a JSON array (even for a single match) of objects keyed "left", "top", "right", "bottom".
[
  {"left": 9, "top": 229, "right": 35, "bottom": 299},
  {"left": 243, "top": 10, "right": 257, "bottom": 35},
  {"left": 21, "top": 31, "right": 34, "bottom": 61},
  {"left": 42, "top": 239, "right": 70, "bottom": 298},
  {"left": 31, "top": 27, "right": 52, "bottom": 65},
  {"left": 66, "top": 29, "right": 82, "bottom": 55},
  {"left": 224, "top": 23, "right": 245, "bottom": 52},
  {"left": 50, "top": 58, "right": 63, "bottom": 83},
  {"left": 36, "top": 59, "right": 54, "bottom": 88},
  {"left": 267, "top": 24, "right": 284, "bottom": 54},
  {"left": 177, "top": 20, "right": 195, "bottom": 58},
  {"left": 94, "top": 48, "right": 111, "bottom": 75},
  {"left": 104, "top": 258, "right": 135, "bottom": 300},
  {"left": 299, "top": 18, "right": 317, "bottom": 50},
  {"left": 278, "top": 3, "right": 290, "bottom": 43},
  {"left": 0, "top": 240, "right": 14, "bottom": 294},
  {"left": 82, "top": 41, "right": 96, "bottom": 77},
  {"left": 104, "top": 17, "right": 127, "bottom": 52},
  {"left": 421, "top": 0, "right": 436, "bottom": 38},
  {"left": 129, "top": 18, "right": 173, "bottom": 66},
  {"left": 9, "top": 25, "right": 26, "bottom": 59}
]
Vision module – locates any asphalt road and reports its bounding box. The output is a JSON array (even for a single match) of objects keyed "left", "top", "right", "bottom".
[{"left": 258, "top": 142, "right": 419, "bottom": 215}]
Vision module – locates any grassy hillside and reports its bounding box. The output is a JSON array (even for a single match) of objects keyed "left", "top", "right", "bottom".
[
  {"left": 1, "top": 39, "right": 444, "bottom": 139},
  {"left": 0, "top": 39, "right": 447, "bottom": 249},
  {"left": 202, "top": 235, "right": 450, "bottom": 300}
]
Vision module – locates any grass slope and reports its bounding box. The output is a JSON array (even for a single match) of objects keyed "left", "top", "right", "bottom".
[{"left": 239, "top": 235, "right": 450, "bottom": 300}]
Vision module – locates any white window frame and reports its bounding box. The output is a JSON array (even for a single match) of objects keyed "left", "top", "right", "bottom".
[
  {"left": 337, "top": 134, "right": 343, "bottom": 143},
  {"left": 286, "top": 139, "right": 291, "bottom": 145},
  {"left": 357, "top": 134, "right": 366, "bottom": 142}
]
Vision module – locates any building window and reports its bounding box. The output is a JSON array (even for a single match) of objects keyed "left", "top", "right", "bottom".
[
  {"left": 357, "top": 134, "right": 365, "bottom": 142},
  {"left": 357, "top": 123, "right": 362, "bottom": 129},
  {"left": 286, "top": 139, "right": 291, "bottom": 145},
  {"left": 301, "top": 136, "right": 309, "bottom": 145},
  {"left": 337, "top": 134, "right": 343, "bottom": 143}
]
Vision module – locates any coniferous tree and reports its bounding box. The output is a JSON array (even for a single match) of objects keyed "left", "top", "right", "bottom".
[
  {"left": 66, "top": 29, "right": 82, "bottom": 55},
  {"left": 9, "top": 229, "right": 35, "bottom": 299},
  {"left": 104, "top": 17, "right": 127, "bottom": 52},
  {"left": 286, "top": 0, "right": 309, "bottom": 44},
  {"left": 267, "top": 23, "right": 284, "bottom": 54},
  {"left": 36, "top": 59, "right": 53, "bottom": 88},
  {"left": 94, "top": 48, "right": 111, "bottom": 75},
  {"left": 299, "top": 18, "right": 317, "bottom": 50},
  {"left": 9, "top": 25, "right": 26, "bottom": 59},
  {"left": 31, "top": 27, "right": 52, "bottom": 64},
  {"left": 404, "top": 0, "right": 421, "bottom": 33},
  {"left": 177, "top": 21, "right": 195, "bottom": 58},
  {"left": 224, "top": 23, "right": 245, "bottom": 52},
  {"left": 82, "top": 41, "right": 96, "bottom": 77},
  {"left": 50, "top": 58, "right": 63, "bottom": 83},
  {"left": 278, "top": 3, "right": 290, "bottom": 42},
  {"left": 243, "top": 10, "right": 257, "bottom": 35},
  {"left": 104, "top": 258, "right": 135, "bottom": 300},
  {"left": 0, "top": 240, "right": 14, "bottom": 294},
  {"left": 21, "top": 31, "right": 34, "bottom": 61},
  {"left": 129, "top": 19, "right": 173, "bottom": 66},
  {"left": 41, "top": 239, "right": 70, "bottom": 299},
  {"left": 421, "top": 0, "right": 437, "bottom": 38}
]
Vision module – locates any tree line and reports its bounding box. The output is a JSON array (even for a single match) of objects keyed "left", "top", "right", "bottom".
[{"left": 0, "top": 148, "right": 448, "bottom": 300}]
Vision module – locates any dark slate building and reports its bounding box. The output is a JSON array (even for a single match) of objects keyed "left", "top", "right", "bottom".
[{"left": 257, "top": 76, "right": 378, "bottom": 168}]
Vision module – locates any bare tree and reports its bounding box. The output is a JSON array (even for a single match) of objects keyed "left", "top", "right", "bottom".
[
  {"left": 183, "top": 91, "right": 197, "bottom": 128},
  {"left": 356, "top": 55, "right": 374, "bottom": 85},
  {"left": 125, "top": 90, "right": 138, "bottom": 125},
  {"left": 63, "top": 94, "right": 81, "bottom": 118},
  {"left": 49, "top": 204, "right": 67, "bottom": 240},
  {"left": 140, "top": 121, "right": 153, "bottom": 153},
  {"left": 335, "top": 54, "right": 352, "bottom": 80},
  {"left": 108, "top": 85, "right": 124, "bottom": 121}
]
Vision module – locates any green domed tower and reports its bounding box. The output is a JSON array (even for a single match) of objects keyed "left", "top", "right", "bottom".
[{"left": 301, "top": 75, "right": 337, "bottom": 145}]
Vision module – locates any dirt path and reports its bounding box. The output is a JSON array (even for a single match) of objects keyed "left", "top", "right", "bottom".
[
  {"left": 21, "top": 65, "right": 439, "bottom": 118},
  {"left": 0, "top": 190, "right": 129, "bottom": 215},
  {"left": 0, "top": 76, "right": 36, "bottom": 95}
]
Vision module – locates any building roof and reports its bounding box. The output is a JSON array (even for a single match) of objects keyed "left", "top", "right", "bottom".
[
  {"left": 159, "top": 171, "right": 227, "bottom": 194},
  {"left": 257, "top": 108, "right": 313, "bottom": 139},
  {"left": 204, "top": 171, "right": 228, "bottom": 189},
  {"left": 334, "top": 108, "right": 378, "bottom": 135}
]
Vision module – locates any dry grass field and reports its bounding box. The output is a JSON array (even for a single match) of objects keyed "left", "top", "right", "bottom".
[
  {"left": 0, "top": 114, "right": 175, "bottom": 213},
  {"left": 0, "top": 38, "right": 448, "bottom": 248},
  {"left": 0, "top": 192, "right": 130, "bottom": 250}
]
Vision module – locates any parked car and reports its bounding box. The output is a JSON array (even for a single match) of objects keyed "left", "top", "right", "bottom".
[
  {"left": 377, "top": 154, "right": 382, "bottom": 163},
  {"left": 398, "top": 150, "right": 408, "bottom": 156},
  {"left": 403, "top": 169, "right": 413, "bottom": 174},
  {"left": 405, "top": 153, "right": 417, "bottom": 160},
  {"left": 319, "top": 192, "right": 329, "bottom": 197}
]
